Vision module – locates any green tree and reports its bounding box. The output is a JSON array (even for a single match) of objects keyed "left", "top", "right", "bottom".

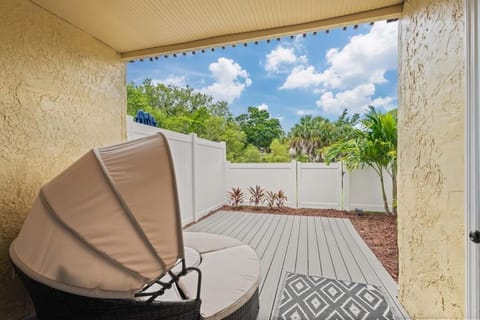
[
  {"left": 289, "top": 115, "right": 333, "bottom": 162},
  {"left": 330, "top": 109, "right": 360, "bottom": 143},
  {"left": 264, "top": 139, "right": 291, "bottom": 162},
  {"left": 241, "top": 145, "right": 263, "bottom": 163},
  {"left": 323, "top": 106, "right": 397, "bottom": 215},
  {"left": 236, "top": 107, "right": 284, "bottom": 151},
  {"left": 128, "top": 79, "right": 230, "bottom": 118},
  {"left": 127, "top": 79, "right": 246, "bottom": 162}
]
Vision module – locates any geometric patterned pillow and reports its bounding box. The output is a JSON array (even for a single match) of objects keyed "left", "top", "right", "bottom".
[{"left": 277, "top": 272, "right": 395, "bottom": 320}]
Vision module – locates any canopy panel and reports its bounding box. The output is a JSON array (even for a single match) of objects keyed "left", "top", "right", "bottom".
[
  {"left": 10, "top": 133, "right": 184, "bottom": 298},
  {"left": 31, "top": 0, "right": 403, "bottom": 60}
]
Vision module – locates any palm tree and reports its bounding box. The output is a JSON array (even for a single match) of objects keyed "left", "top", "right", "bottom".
[
  {"left": 363, "top": 107, "right": 397, "bottom": 214},
  {"left": 289, "top": 115, "right": 333, "bottom": 161},
  {"left": 323, "top": 106, "right": 397, "bottom": 214},
  {"left": 331, "top": 109, "right": 360, "bottom": 143}
]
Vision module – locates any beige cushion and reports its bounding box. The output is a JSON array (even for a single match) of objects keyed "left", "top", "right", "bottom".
[
  {"left": 180, "top": 233, "right": 261, "bottom": 320},
  {"left": 183, "top": 232, "right": 243, "bottom": 253}
]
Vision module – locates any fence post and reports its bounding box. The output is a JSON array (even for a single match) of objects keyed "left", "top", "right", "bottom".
[
  {"left": 225, "top": 161, "right": 231, "bottom": 203},
  {"left": 191, "top": 133, "right": 197, "bottom": 222},
  {"left": 222, "top": 142, "right": 228, "bottom": 207},
  {"left": 293, "top": 160, "right": 298, "bottom": 208},
  {"left": 342, "top": 161, "right": 350, "bottom": 211}
]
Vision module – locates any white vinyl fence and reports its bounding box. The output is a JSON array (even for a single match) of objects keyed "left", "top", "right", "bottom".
[
  {"left": 127, "top": 116, "right": 226, "bottom": 225},
  {"left": 297, "top": 162, "right": 343, "bottom": 209},
  {"left": 344, "top": 167, "right": 393, "bottom": 211},
  {"left": 128, "top": 116, "right": 393, "bottom": 216},
  {"left": 227, "top": 162, "right": 297, "bottom": 208},
  {"left": 227, "top": 161, "right": 393, "bottom": 211}
]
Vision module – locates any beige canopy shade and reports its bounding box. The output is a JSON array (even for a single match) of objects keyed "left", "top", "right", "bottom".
[
  {"left": 31, "top": 0, "right": 403, "bottom": 60},
  {"left": 9, "top": 133, "right": 184, "bottom": 299}
]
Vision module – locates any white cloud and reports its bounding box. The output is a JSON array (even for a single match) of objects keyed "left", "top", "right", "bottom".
[
  {"left": 296, "top": 109, "right": 318, "bottom": 116},
  {"left": 316, "top": 83, "right": 395, "bottom": 115},
  {"left": 257, "top": 103, "right": 269, "bottom": 111},
  {"left": 278, "top": 21, "right": 398, "bottom": 116},
  {"left": 201, "top": 57, "right": 251, "bottom": 103},
  {"left": 152, "top": 75, "right": 187, "bottom": 87},
  {"left": 265, "top": 46, "right": 301, "bottom": 73},
  {"left": 372, "top": 96, "right": 395, "bottom": 110},
  {"left": 281, "top": 22, "right": 397, "bottom": 92},
  {"left": 319, "top": 22, "right": 397, "bottom": 90},
  {"left": 280, "top": 66, "right": 325, "bottom": 89}
]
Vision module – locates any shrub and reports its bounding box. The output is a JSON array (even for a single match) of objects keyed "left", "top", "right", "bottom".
[
  {"left": 248, "top": 185, "right": 265, "bottom": 208},
  {"left": 276, "top": 190, "right": 287, "bottom": 208},
  {"left": 227, "top": 187, "right": 245, "bottom": 206},
  {"left": 265, "top": 191, "right": 277, "bottom": 208}
]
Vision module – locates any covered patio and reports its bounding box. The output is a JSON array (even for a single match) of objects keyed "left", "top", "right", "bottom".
[
  {"left": 1, "top": 0, "right": 470, "bottom": 319},
  {"left": 187, "top": 211, "right": 409, "bottom": 319}
]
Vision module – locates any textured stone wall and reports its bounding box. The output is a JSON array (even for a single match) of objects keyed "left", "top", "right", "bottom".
[
  {"left": 398, "top": 0, "right": 465, "bottom": 318},
  {"left": 0, "top": 0, "right": 126, "bottom": 318}
]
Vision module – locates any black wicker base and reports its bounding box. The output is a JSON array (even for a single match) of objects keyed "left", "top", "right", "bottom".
[
  {"left": 14, "top": 266, "right": 201, "bottom": 320},
  {"left": 221, "top": 289, "right": 259, "bottom": 320}
]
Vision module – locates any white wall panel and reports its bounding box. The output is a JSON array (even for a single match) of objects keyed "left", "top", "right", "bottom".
[
  {"left": 297, "top": 162, "right": 342, "bottom": 209},
  {"left": 227, "top": 162, "right": 297, "bottom": 207},
  {"left": 345, "top": 167, "right": 393, "bottom": 212}
]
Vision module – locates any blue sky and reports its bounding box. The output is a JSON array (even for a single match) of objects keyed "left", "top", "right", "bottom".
[{"left": 127, "top": 21, "right": 398, "bottom": 132}]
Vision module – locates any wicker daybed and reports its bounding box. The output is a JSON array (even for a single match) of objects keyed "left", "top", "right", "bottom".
[{"left": 9, "top": 133, "right": 260, "bottom": 320}]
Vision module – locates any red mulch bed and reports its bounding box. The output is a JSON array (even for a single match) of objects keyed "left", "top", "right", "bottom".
[{"left": 220, "top": 205, "right": 398, "bottom": 281}]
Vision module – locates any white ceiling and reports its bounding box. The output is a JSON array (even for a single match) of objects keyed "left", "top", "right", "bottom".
[{"left": 32, "top": 0, "right": 403, "bottom": 60}]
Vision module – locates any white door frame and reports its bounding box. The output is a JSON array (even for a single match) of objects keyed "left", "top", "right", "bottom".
[{"left": 465, "top": 0, "right": 480, "bottom": 318}]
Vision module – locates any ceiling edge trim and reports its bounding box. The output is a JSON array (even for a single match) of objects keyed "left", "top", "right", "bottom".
[{"left": 120, "top": 3, "right": 402, "bottom": 61}]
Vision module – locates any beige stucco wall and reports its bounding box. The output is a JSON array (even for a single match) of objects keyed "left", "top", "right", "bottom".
[
  {"left": 398, "top": 0, "right": 465, "bottom": 318},
  {"left": 0, "top": 0, "right": 126, "bottom": 318}
]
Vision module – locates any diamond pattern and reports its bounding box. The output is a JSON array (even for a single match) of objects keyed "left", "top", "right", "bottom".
[
  {"left": 322, "top": 281, "right": 346, "bottom": 304},
  {"left": 277, "top": 273, "right": 395, "bottom": 320},
  {"left": 288, "top": 277, "right": 310, "bottom": 296},
  {"left": 358, "top": 286, "right": 382, "bottom": 310},
  {"left": 304, "top": 291, "right": 328, "bottom": 317},
  {"left": 341, "top": 297, "right": 368, "bottom": 320},
  {"left": 283, "top": 304, "right": 308, "bottom": 320}
]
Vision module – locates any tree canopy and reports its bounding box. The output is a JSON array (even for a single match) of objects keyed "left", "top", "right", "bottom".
[
  {"left": 288, "top": 110, "right": 360, "bottom": 162},
  {"left": 127, "top": 79, "right": 246, "bottom": 161},
  {"left": 127, "top": 80, "right": 396, "bottom": 176},
  {"left": 235, "top": 107, "right": 284, "bottom": 151}
]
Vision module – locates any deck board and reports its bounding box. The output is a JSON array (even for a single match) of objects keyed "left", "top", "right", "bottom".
[
  {"left": 271, "top": 215, "right": 301, "bottom": 320},
  {"left": 307, "top": 216, "right": 322, "bottom": 277},
  {"left": 257, "top": 215, "right": 292, "bottom": 320},
  {"left": 320, "top": 217, "right": 350, "bottom": 281},
  {"left": 295, "top": 216, "right": 309, "bottom": 275},
  {"left": 185, "top": 211, "right": 410, "bottom": 319},
  {"left": 329, "top": 218, "right": 366, "bottom": 283},
  {"left": 241, "top": 213, "right": 270, "bottom": 243},
  {"left": 314, "top": 217, "right": 336, "bottom": 279}
]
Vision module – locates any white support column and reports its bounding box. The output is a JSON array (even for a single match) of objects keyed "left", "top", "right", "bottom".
[
  {"left": 222, "top": 142, "right": 229, "bottom": 207},
  {"left": 191, "top": 133, "right": 198, "bottom": 222},
  {"left": 465, "top": 0, "right": 480, "bottom": 317}
]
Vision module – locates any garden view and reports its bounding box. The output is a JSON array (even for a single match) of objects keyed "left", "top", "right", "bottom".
[{"left": 128, "top": 79, "right": 397, "bottom": 215}]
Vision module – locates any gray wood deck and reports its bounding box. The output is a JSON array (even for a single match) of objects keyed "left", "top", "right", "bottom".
[{"left": 186, "top": 211, "right": 410, "bottom": 320}]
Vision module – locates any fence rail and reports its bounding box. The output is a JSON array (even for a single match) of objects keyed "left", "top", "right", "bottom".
[{"left": 127, "top": 117, "right": 393, "bottom": 224}]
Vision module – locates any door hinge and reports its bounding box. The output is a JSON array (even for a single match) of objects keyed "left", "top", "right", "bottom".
[{"left": 469, "top": 230, "right": 480, "bottom": 243}]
